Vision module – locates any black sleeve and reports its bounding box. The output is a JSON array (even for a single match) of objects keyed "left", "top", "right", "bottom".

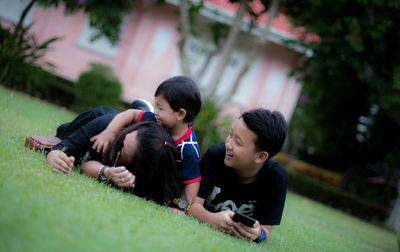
[
  {"left": 255, "top": 162, "right": 288, "bottom": 225},
  {"left": 56, "top": 106, "right": 120, "bottom": 138},
  {"left": 137, "top": 111, "right": 157, "bottom": 122},
  {"left": 197, "top": 143, "right": 225, "bottom": 199},
  {"left": 52, "top": 113, "right": 117, "bottom": 160}
]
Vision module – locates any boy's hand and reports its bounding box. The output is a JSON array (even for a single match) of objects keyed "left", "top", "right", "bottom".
[
  {"left": 231, "top": 220, "right": 262, "bottom": 241},
  {"left": 105, "top": 166, "right": 135, "bottom": 188},
  {"left": 90, "top": 130, "right": 115, "bottom": 153},
  {"left": 47, "top": 150, "right": 75, "bottom": 174},
  {"left": 210, "top": 210, "right": 235, "bottom": 234}
]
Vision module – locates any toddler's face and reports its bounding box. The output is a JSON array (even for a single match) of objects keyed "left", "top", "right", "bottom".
[{"left": 154, "top": 95, "right": 178, "bottom": 130}]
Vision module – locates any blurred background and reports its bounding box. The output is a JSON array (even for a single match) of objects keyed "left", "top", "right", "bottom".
[{"left": 1, "top": 0, "right": 399, "bottom": 232}]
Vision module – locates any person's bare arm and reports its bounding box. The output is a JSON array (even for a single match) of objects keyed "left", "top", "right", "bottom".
[
  {"left": 187, "top": 197, "right": 235, "bottom": 233},
  {"left": 182, "top": 181, "right": 199, "bottom": 205},
  {"left": 168, "top": 182, "right": 200, "bottom": 215},
  {"left": 81, "top": 160, "right": 135, "bottom": 188},
  {"left": 91, "top": 109, "right": 141, "bottom": 153}
]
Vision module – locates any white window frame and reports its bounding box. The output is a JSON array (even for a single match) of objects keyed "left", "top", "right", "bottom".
[
  {"left": 0, "top": 0, "right": 35, "bottom": 26},
  {"left": 77, "top": 16, "right": 128, "bottom": 58}
]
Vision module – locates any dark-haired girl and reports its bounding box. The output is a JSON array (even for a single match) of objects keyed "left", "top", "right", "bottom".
[{"left": 46, "top": 110, "right": 182, "bottom": 205}]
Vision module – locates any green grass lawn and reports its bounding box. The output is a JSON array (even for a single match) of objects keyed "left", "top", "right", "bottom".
[{"left": 0, "top": 86, "right": 398, "bottom": 252}]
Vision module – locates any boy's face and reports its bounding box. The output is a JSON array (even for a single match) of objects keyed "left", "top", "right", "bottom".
[
  {"left": 154, "top": 95, "right": 178, "bottom": 129},
  {"left": 224, "top": 117, "right": 259, "bottom": 171}
]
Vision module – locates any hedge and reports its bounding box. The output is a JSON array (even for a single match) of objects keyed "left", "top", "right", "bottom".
[
  {"left": 1, "top": 65, "right": 132, "bottom": 112},
  {"left": 274, "top": 152, "right": 342, "bottom": 187},
  {"left": 273, "top": 152, "right": 390, "bottom": 222},
  {"left": 288, "top": 173, "right": 389, "bottom": 222},
  {"left": 74, "top": 63, "right": 123, "bottom": 112}
]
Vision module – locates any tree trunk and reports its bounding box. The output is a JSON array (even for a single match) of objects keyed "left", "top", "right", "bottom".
[
  {"left": 219, "top": 0, "right": 280, "bottom": 105},
  {"left": 205, "top": 0, "right": 247, "bottom": 97},
  {"left": 218, "top": 40, "right": 258, "bottom": 106},
  {"left": 194, "top": 44, "right": 222, "bottom": 84},
  {"left": 178, "top": 0, "right": 192, "bottom": 77},
  {"left": 387, "top": 183, "right": 400, "bottom": 232}
]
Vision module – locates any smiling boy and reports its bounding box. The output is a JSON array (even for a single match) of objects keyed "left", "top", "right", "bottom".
[{"left": 187, "top": 109, "right": 288, "bottom": 243}]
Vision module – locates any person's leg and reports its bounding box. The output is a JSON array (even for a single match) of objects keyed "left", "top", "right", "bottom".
[
  {"left": 56, "top": 106, "right": 120, "bottom": 138},
  {"left": 131, "top": 99, "right": 154, "bottom": 112}
]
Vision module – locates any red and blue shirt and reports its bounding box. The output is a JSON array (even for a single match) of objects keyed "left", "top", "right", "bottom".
[{"left": 137, "top": 111, "right": 201, "bottom": 184}]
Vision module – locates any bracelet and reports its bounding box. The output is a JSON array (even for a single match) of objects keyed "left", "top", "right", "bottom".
[{"left": 253, "top": 227, "right": 267, "bottom": 243}]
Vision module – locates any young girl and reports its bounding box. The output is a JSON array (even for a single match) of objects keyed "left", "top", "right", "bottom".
[{"left": 46, "top": 110, "right": 182, "bottom": 205}]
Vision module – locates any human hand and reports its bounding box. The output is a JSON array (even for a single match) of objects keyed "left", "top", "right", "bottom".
[
  {"left": 46, "top": 150, "right": 75, "bottom": 174},
  {"left": 90, "top": 130, "right": 115, "bottom": 153},
  {"left": 209, "top": 210, "right": 235, "bottom": 234},
  {"left": 105, "top": 166, "right": 135, "bottom": 188},
  {"left": 231, "top": 220, "right": 262, "bottom": 241}
]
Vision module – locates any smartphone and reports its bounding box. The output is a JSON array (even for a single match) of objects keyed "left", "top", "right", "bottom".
[{"left": 232, "top": 211, "right": 256, "bottom": 227}]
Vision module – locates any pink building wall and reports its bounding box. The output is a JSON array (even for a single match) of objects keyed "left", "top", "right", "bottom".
[{"left": 1, "top": 0, "right": 302, "bottom": 121}]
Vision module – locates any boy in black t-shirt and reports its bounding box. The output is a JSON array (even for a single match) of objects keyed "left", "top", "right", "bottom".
[{"left": 188, "top": 109, "right": 288, "bottom": 243}]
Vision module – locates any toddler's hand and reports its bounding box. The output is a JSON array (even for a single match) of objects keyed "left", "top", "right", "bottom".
[{"left": 90, "top": 130, "right": 115, "bottom": 153}]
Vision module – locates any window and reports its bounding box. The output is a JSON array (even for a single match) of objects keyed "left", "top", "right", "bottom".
[
  {"left": 77, "top": 17, "right": 128, "bottom": 58},
  {"left": 263, "top": 70, "right": 286, "bottom": 108},
  {"left": 151, "top": 28, "right": 173, "bottom": 63},
  {"left": 0, "top": 0, "right": 35, "bottom": 25}
]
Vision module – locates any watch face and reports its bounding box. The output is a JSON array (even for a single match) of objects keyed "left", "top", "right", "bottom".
[{"left": 178, "top": 199, "right": 189, "bottom": 210}]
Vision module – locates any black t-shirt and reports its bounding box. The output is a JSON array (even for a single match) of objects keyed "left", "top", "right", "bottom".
[{"left": 198, "top": 142, "right": 288, "bottom": 225}]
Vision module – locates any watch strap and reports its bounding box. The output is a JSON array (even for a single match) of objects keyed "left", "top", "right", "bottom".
[
  {"left": 98, "top": 166, "right": 109, "bottom": 182},
  {"left": 254, "top": 227, "right": 267, "bottom": 243},
  {"left": 170, "top": 198, "right": 191, "bottom": 212}
]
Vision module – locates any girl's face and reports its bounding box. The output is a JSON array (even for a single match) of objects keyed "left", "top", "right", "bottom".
[
  {"left": 119, "top": 130, "right": 139, "bottom": 165},
  {"left": 154, "top": 95, "right": 178, "bottom": 130}
]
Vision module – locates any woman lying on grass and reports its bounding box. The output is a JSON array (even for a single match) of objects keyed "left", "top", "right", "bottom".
[{"left": 46, "top": 107, "right": 182, "bottom": 205}]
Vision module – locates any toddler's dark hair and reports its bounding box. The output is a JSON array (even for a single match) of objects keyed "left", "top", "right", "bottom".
[{"left": 155, "top": 76, "right": 202, "bottom": 123}]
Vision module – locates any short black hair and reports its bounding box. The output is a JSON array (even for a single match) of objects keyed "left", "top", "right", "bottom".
[
  {"left": 155, "top": 76, "right": 202, "bottom": 123},
  {"left": 241, "top": 109, "right": 288, "bottom": 158}
]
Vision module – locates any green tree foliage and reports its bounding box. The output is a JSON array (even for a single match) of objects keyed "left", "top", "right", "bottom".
[
  {"left": 0, "top": 23, "right": 59, "bottom": 91},
  {"left": 280, "top": 0, "right": 400, "bottom": 205},
  {"left": 37, "top": 0, "right": 132, "bottom": 45},
  {"left": 74, "top": 63, "right": 122, "bottom": 112},
  {"left": 1, "top": 0, "right": 131, "bottom": 93}
]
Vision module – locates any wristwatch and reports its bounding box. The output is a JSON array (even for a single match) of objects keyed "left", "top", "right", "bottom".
[
  {"left": 171, "top": 198, "right": 191, "bottom": 212},
  {"left": 98, "top": 166, "right": 109, "bottom": 183},
  {"left": 253, "top": 227, "right": 267, "bottom": 243}
]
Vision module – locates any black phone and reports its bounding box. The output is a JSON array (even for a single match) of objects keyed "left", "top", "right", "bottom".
[{"left": 232, "top": 211, "right": 256, "bottom": 227}]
